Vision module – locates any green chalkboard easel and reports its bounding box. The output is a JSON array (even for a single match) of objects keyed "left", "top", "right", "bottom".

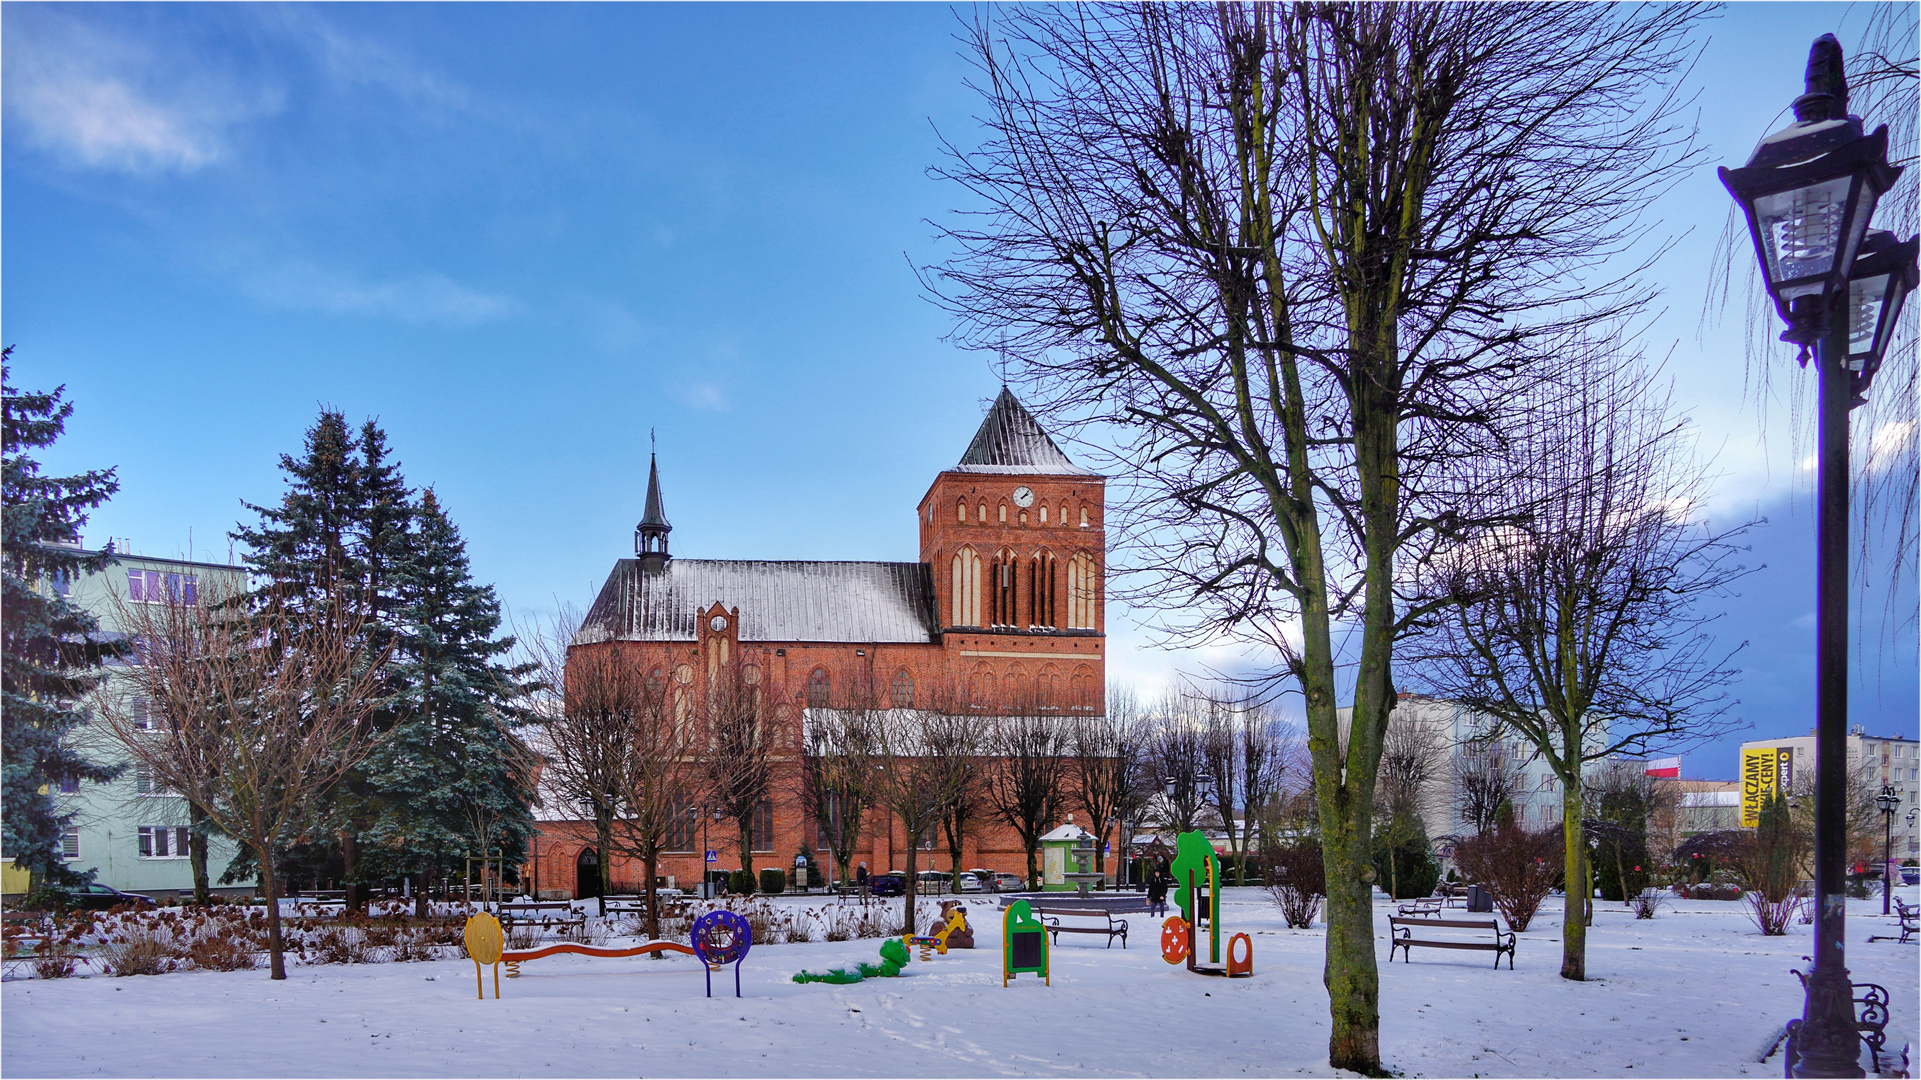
[{"left": 1002, "top": 899, "right": 1049, "bottom": 986}]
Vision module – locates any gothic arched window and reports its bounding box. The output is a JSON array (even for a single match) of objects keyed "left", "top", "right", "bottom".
[
  {"left": 989, "top": 548, "right": 1017, "bottom": 627},
  {"left": 1029, "top": 550, "right": 1057, "bottom": 629},
  {"left": 807, "top": 668, "right": 831, "bottom": 709},
  {"left": 1067, "top": 552, "right": 1098, "bottom": 629},
  {"left": 957, "top": 499, "right": 967, "bottom": 524},
  {"left": 1079, "top": 505, "right": 1091, "bottom": 528},
  {"left": 950, "top": 547, "right": 982, "bottom": 627},
  {"left": 892, "top": 669, "right": 915, "bottom": 709}
]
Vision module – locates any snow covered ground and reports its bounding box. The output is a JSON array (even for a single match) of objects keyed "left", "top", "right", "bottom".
[{"left": 4, "top": 886, "right": 1915, "bottom": 1078}]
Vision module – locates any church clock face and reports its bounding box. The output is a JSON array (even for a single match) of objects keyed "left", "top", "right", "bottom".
[{"left": 1012, "top": 486, "right": 1035, "bottom": 508}]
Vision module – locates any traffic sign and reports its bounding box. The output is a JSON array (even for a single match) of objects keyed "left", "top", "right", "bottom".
[{"left": 705, "top": 850, "right": 718, "bottom": 863}]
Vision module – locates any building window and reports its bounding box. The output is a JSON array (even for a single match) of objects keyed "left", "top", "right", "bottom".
[
  {"left": 807, "top": 668, "right": 831, "bottom": 709},
  {"left": 957, "top": 499, "right": 967, "bottom": 524},
  {"left": 892, "top": 670, "right": 915, "bottom": 709},
  {"left": 1039, "top": 505, "right": 1048, "bottom": 525},
  {"left": 132, "top": 696, "right": 155, "bottom": 730},
  {"left": 139, "top": 826, "right": 192, "bottom": 859},
  {"left": 1066, "top": 552, "right": 1098, "bottom": 629},
  {"left": 1059, "top": 504, "right": 1068, "bottom": 528},
  {"left": 60, "top": 830, "right": 80, "bottom": 860},
  {"left": 57, "top": 774, "right": 79, "bottom": 794},
  {"left": 127, "top": 570, "right": 196, "bottom": 605},
  {"left": 134, "top": 767, "right": 176, "bottom": 798},
  {"left": 50, "top": 570, "right": 72, "bottom": 597},
  {"left": 750, "top": 800, "right": 775, "bottom": 853},
  {"left": 950, "top": 548, "right": 982, "bottom": 627},
  {"left": 1079, "top": 506, "right": 1090, "bottom": 528},
  {"left": 666, "top": 802, "right": 699, "bottom": 852},
  {"left": 1029, "top": 551, "right": 1057, "bottom": 629},
  {"left": 990, "top": 549, "right": 1017, "bottom": 628}
]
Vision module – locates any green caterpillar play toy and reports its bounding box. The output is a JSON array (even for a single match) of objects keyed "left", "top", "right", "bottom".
[{"left": 792, "top": 938, "right": 911, "bottom": 984}]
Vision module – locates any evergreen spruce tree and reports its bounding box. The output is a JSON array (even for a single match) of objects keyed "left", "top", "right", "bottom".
[
  {"left": 358, "top": 488, "right": 537, "bottom": 915},
  {"left": 2, "top": 353, "right": 124, "bottom": 888}
]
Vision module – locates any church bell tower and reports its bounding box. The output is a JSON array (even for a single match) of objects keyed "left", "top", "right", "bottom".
[{"left": 635, "top": 454, "right": 672, "bottom": 572}]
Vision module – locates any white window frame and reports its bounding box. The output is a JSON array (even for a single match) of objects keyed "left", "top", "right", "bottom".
[{"left": 138, "top": 826, "right": 192, "bottom": 859}]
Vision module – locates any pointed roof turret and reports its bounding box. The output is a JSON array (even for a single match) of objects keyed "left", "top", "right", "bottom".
[
  {"left": 634, "top": 454, "right": 672, "bottom": 569},
  {"left": 954, "top": 387, "right": 1098, "bottom": 476}
]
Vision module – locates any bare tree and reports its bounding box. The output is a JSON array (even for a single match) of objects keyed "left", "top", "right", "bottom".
[
  {"left": 1145, "top": 699, "right": 1210, "bottom": 838},
  {"left": 1070, "top": 683, "right": 1152, "bottom": 880},
  {"left": 1199, "top": 689, "right": 1288, "bottom": 884},
  {"left": 929, "top": 4, "right": 1708, "bottom": 1069},
  {"left": 701, "top": 659, "right": 774, "bottom": 880},
  {"left": 1413, "top": 344, "right": 1750, "bottom": 981},
  {"left": 982, "top": 710, "right": 1071, "bottom": 892},
  {"left": 523, "top": 609, "right": 646, "bottom": 917},
  {"left": 871, "top": 704, "right": 975, "bottom": 935},
  {"left": 798, "top": 702, "right": 878, "bottom": 889},
  {"left": 1374, "top": 707, "right": 1450, "bottom": 898},
  {"left": 98, "top": 583, "right": 387, "bottom": 979},
  {"left": 1454, "top": 745, "right": 1524, "bottom": 838}
]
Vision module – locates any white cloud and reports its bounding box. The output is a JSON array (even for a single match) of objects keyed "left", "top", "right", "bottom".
[
  {"left": 681, "top": 383, "right": 731, "bottom": 412},
  {"left": 262, "top": 7, "right": 467, "bottom": 111},
  {"left": 243, "top": 263, "right": 519, "bottom": 325},
  {"left": 2, "top": 12, "right": 272, "bottom": 174}
]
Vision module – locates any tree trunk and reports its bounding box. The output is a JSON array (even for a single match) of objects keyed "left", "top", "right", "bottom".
[
  {"left": 1560, "top": 781, "right": 1586, "bottom": 981},
  {"left": 1025, "top": 840, "right": 1039, "bottom": 892},
  {"left": 738, "top": 820, "right": 755, "bottom": 878},
  {"left": 260, "top": 846, "right": 287, "bottom": 981},
  {"left": 595, "top": 814, "right": 614, "bottom": 917},
  {"left": 415, "top": 872, "right": 429, "bottom": 919},
  {"left": 188, "top": 803, "right": 212, "bottom": 906},
  {"left": 1322, "top": 792, "right": 1381, "bottom": 1075},
  {"left": 901, "top": 824, "right": 919, "bottom": 937},
  {"left": 642, "top": 851, "right": 659, "bottom": 942}
]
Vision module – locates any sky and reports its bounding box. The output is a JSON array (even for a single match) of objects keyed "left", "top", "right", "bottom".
[{"left": 4, "top": 2, "right": 1915, "bottom": 781}]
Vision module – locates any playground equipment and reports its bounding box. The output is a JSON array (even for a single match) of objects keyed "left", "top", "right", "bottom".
[
  {"left": 1002, "top": 899, "right": 1049, "bottom": 987},
  {"left": 690, "top": 910, "right": 752, "bottom": 998},
  {"left": 904, "top": 902, "right": 972, "bottom": 960},
  {"left": 464, "top": 912, "right": 504, "bottom": 999},
  {"left": 792, "top": 938, "right": 911, "bottom": 984},
  {"left": 501, "top": 939, "right": 694, "bottom": 978},
  {"left": 1160, "top": 830, "right": 1252, "bottom": 978}
]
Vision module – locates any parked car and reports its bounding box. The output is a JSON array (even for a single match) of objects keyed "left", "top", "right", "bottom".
[
  {"left": 989, "top": 872, "right": 1026, "bottom": 893},
  {"left": 955, "top": 872, "right": 983, "bottom": 893},
  {"left": 966, "top": 868, "right": 998, "bottom": 890},
  {"left": 868, "top": 872, "right": 906, "bottom": 896},
  {"left": 1902, "top": 866, "right": 1919, "bottom": 886},
  {"left": 915, "top": 870, "right": 951, "bottom": 894},
  {"left": 51, "top": 882, "right": 156, "bottom": 911}
]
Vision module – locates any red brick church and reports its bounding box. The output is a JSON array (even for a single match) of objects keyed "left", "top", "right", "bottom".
[{"left": 527, "top": 389, "right": 1110, "bottom": 897}]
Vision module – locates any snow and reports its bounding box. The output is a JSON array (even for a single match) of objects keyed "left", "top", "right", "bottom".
[{"left": 5, "top": 888, "right": 1916, "bottom": 1078}]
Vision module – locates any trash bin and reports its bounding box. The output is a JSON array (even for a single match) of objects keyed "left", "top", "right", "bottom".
[{"left": 1466, "top": 884, "right": 1492, "bottom": 913}]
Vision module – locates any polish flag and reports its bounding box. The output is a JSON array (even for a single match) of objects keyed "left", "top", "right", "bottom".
[{"left": 1645, "top": 756, "right": 1682, "bottom": 778}]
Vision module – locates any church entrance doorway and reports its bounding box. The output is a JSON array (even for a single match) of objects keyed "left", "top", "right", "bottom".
[{"left": 576, "top": 848, "right": 602, "bottom": 900}]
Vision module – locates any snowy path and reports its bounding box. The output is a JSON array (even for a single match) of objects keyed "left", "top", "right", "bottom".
[{"left": 4, "top": 888, "right": 1915, "bottom": 1077}]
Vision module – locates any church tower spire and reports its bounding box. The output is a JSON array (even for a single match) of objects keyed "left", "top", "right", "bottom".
[{"left": 635, "top": 453, "right": 672, "bottom": 571}]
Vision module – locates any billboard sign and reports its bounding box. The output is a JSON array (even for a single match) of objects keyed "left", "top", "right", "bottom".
[{"left": 1741, "top": 747, "right": 1793, "bottom": 827}]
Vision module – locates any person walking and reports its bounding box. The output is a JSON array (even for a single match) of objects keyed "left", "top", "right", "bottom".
[
  {"left": 856, "top": 862, "right": 869, "bottom": 891},
  {"left": 1147, "top": 864, "right": 1171, "bottom": 917}
]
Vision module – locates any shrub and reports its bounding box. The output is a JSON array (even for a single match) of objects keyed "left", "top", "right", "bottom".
[
  {"left": 759, "top": 869, "right": 786, "bottom": 895},
  {"left": 186, "top": 933, "right": 257, "bottom": 971},
  {"left": 1262, "top": 839, "right": 1326, "bottom": 929},
  {"left": 728, "top": 869, "right": 756, "bottom": 896},
  {"left": 1629, "top": 887, "right": 1666, "bottom": 920},
  {"left": 1451, "top": 819, "right": 1561, "bottom": 932},
  {"left": 1719, "top": 795, "right": 1808, "bottom": 935},
  {"left": 33, "top": 953, "right": 78, "bottom": 979},
  {"left": 102, "top": 926, "right": 179, "bottom": 976}
]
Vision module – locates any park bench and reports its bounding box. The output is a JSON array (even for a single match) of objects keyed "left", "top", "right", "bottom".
[
  {"left": 1774, "top": 976, "right": 1910, "bottom": 1078},
  {"left": 498, "top": 901, "right": 585, "bottom": 938},
  {"left": 1896, "top": 897, "right": 1917, "bottom": 945},
  {"left": 1386, "top": 915, "right": 1516, "bottom": 969},
  {"left": 1396, "top": 896, "right": 1444, "bottom": 918},
  {"left": 601, "top": 892, "right": 688, "bottom": 919},
  {"left": 1035, "top": 907, "right": 1128, "bottom": 949}
]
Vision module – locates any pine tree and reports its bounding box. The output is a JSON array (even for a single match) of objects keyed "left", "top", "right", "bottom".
[
  {"left": 357, "top": 488, "right": 537, "bottom": 914},
  {"left": 230, "top": 412, "right": 413, "bottom": 907},
  {"left": 2, "top": 352, "right": 124, "bottom": 886}
]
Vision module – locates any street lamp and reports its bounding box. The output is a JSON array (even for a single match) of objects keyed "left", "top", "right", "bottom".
[
  {"left": 1876, "top": 786, "right": 1901, "bottom": 916},
  {"left": 1720, "top": 35, "right": 1917, "bottom": 1080}
]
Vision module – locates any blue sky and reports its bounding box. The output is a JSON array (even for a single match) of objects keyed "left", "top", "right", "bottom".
[{"left": 5, "top": 3, "right": 1914, "bottom": 779}]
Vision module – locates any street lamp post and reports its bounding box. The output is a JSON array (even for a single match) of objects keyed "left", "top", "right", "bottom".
[
  {"left": 1720, "top": 34, "right": 1917, "bottom": 1080},
  {"left": 1876, "top": 786, "right": 1900, "bottom": 916}
]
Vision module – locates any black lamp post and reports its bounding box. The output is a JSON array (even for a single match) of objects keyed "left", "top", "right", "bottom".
[
  {"left": 1720, "top": 34, "right": 1917, "bottom": 1080},
  {"left": 1877, "top": 786, "right": 1901, "bottom": 916}
]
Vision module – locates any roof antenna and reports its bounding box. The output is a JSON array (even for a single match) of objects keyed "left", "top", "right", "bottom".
[
  {"left": 650, "top": 428, "right": 656, "bottom": 458},
  {"left": 996, "top": 335, "right": 1009, "bottom": 388}
]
